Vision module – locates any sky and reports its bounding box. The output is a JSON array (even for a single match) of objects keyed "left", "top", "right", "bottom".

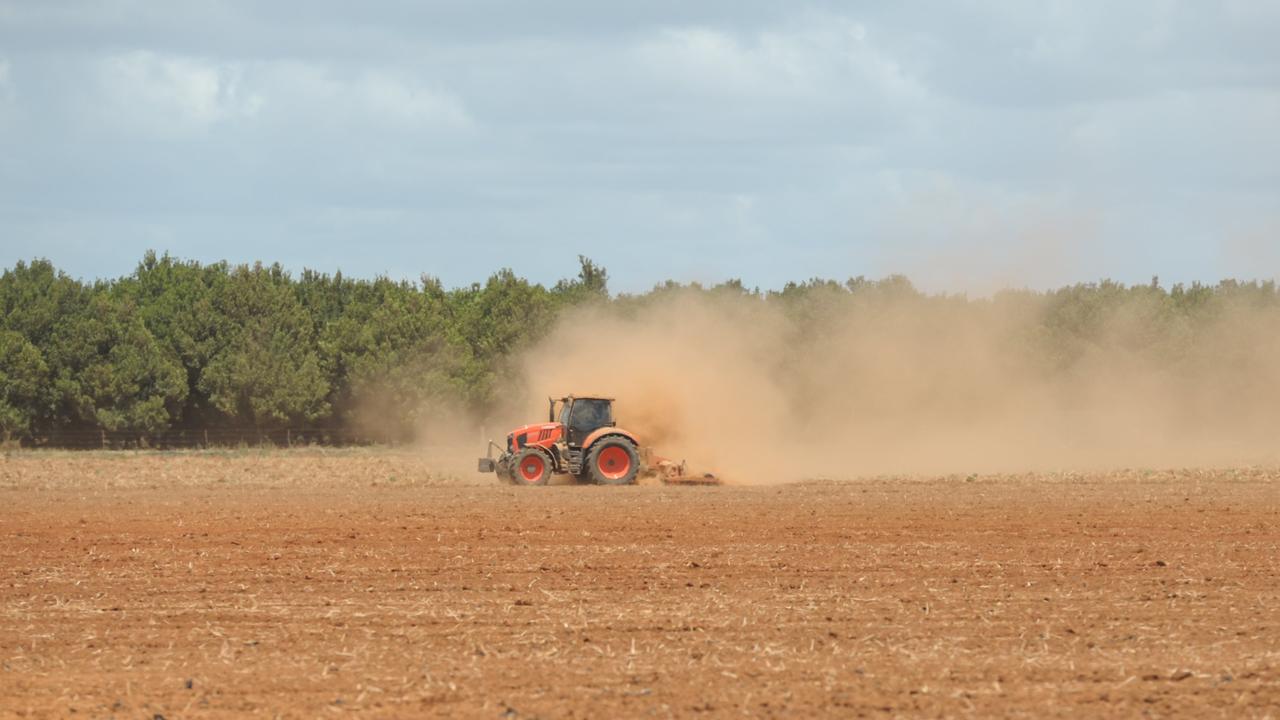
[{"left": 0, "top": 1, "right": 1277, "bottom": 294}]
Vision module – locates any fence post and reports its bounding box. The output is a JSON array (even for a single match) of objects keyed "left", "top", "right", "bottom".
[{"left": 100, "top": 429, "right": 106, "bottom": 450}]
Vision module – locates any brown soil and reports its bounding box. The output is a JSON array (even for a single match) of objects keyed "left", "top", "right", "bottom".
[{"left": 2, "top": 450, "right": 1278, "bottom": 718}]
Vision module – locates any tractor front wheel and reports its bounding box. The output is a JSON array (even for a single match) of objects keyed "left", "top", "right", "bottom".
[
  {"left": 586, "top": 438, "right": 640, "bottom": 486},
  {"left": 513, "top": 448, "right": 552, "bottom": 486},
  {"left": 495, "top": 455, "right": 516, "bottom": 485}
]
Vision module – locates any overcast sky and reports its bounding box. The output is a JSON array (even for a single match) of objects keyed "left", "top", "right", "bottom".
[{"left": 1, "top": 1, "right": 1277, "bottom": 293}]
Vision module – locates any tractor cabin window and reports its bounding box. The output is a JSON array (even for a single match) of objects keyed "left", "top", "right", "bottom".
[{"left": 570, "top": 400, "right": 612, "bottom": 435}]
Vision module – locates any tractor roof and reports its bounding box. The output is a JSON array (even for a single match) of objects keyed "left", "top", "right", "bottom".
[{"left": 557, "top": 394, "right": 614, "bottom": 402}]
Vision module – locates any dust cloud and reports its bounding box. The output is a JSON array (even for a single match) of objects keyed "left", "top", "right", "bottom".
[{"left": 511, "top": 286, "right": 1280, "bottom": 483}]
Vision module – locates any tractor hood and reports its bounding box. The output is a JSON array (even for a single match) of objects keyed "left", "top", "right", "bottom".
[
  {"left": 510, "top": 422, "right": 561, "bottom": 436},
  {"left": 507, "top": 422, "right": 564, "bottom": 452}
]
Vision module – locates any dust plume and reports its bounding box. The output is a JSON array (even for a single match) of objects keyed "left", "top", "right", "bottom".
[{"left": 512, "top": 284, "right": 1280, "bottom": 483}]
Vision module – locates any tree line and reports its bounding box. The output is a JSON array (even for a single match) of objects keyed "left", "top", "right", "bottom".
[
  {"left": 0, "top": 252, "right": 608, "bottom": 446},
  {"left": 0, "top": 251, "right": 1276, "bottom": 447}
]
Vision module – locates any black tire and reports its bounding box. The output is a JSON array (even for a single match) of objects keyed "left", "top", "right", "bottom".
[
  {"left": 586, "top": 438, "right": 640, "bottom": 486},
  {"left": 495, "top": 456, "right": 516, "bottom": 485},
  {"left": 512, "top": 448, "right": 552, "bottom": 486}
]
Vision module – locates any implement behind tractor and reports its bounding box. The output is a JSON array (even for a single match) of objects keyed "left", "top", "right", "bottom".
[{"left": 478, "top": 395, "right": 719, "bottom": 486}]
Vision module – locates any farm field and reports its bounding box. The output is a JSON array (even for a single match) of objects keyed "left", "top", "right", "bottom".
[{"left": 2, "top": 450, "right": 1279, "bottom": 718}]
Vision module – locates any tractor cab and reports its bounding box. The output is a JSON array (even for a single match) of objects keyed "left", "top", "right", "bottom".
[{"left": 551, "top": 395, "right": 615, "bottom": 448}]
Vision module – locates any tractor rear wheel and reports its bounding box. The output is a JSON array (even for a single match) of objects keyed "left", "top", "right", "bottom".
[
  {"left": 586, "top": 438, "right": 640, "bottom": 485},
  {"left": 513, "top": 448, "right": 551, "bottom": 486}
]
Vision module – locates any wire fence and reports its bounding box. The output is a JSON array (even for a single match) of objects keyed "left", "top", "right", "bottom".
[{"left": 14, "top": 427, "right": 385, "bottom": 450}]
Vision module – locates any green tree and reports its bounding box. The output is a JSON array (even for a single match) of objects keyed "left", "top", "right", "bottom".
[
  {"left": 552, "top": 255, "right": 610, "bottom": 304},
  {"left": 199, "top": 263, "right": 330, "bottom": 430},
  {"left": 0, "top": 259, "right": 87, "bottom": 347},
  {"left": 322, "top": 278, "right": 474, "bottom": 440},
  {"left": 0, "top": 331, "right": 48, "bottom": 441},
  {"left": 0, "top": 259, "right": 90, "bottom": 435},
  {"left": 47, "top": 291, "right": 188, "bottom": 436},
  {"left": 447, "top": 269, "right": 561, "bottom": 408},
  {"left": 117, "top": 251, "right": 230, "bottom": 427}
]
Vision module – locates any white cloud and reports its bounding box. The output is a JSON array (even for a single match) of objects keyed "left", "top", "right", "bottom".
[
  {"left": 0, "top": 58, "right": 12, "bottom": 100},
  {"left": 256, "top": 63, "right": 471, "bottom": 131},
  {"left": 90, "top": 51, "right": 470, "bottom": 138},
  {"left": 633, "top": 17, "right": 927, "bottom": 105},
  {"left": 2, "top": 3, "right": 1278, "bottom": 291},
  {"left": 1069, "top": 87, "right": 1280, "bottom": 188},
  {"left": 1221, "top": 212, "right": 1280, "bottom": 282},
  {"left": 362, "top": 73, "right": 469, "bottom": 127},
  {"left": 94, "top": 50, "right": 261, "bottom": 136},
  {"left": 870, "top": 171, "right": 1106, "bottom": 293},
  {"left": 0, "top": 58, "right": 14, "bottom": 130},
  {"left": 638, "top": 28, "right": 800, "bottom": 98}
]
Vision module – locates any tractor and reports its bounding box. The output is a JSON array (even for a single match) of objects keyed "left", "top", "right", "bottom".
[{"left": 478, "top": 395, "right": 641, "bottom": 486}]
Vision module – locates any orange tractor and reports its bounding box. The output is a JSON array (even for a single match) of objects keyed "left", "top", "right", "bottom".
[{"left": 477, "top": 395, "right": 718, "bottom": 486}]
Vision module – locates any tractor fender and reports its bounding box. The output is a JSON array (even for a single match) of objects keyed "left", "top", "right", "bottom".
[{"left": 582, "top": 427, "right": 640, "bottom": 451}]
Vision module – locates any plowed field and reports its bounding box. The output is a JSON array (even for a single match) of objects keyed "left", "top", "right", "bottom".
[{"left": 2, "top": 450, "right": 1278, "bottom": 718}]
